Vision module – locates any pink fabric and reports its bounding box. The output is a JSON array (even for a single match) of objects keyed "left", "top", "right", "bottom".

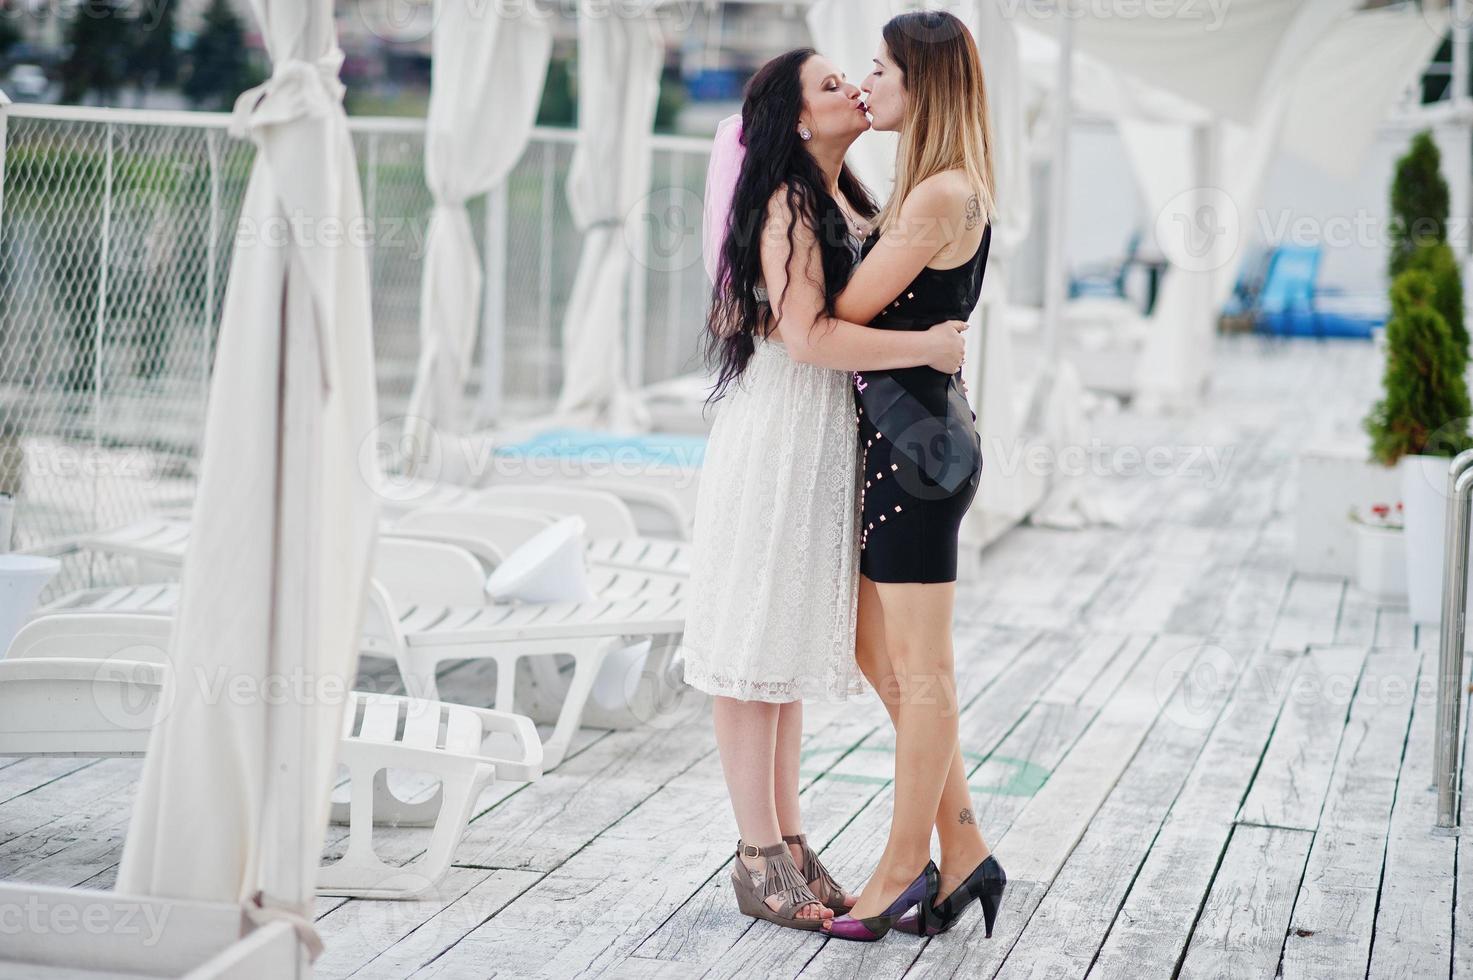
[{"left": 702, "top": 113, "right": 745, "bottom": 286}]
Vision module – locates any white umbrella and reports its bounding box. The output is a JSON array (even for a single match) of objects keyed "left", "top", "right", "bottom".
[
  {"left": 554, "top": 0, "right": 664, "bottom": 429},
  {"left": 403, "top": 0, "right": 551, "bottom": 464},
  {"left": 115, "top": 0, "right": 379, "bottom": 957}
]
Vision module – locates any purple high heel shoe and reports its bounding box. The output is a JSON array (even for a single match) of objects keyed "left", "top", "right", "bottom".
[{"left": 821, "top": 861, "right": 939, "bottom": 941}]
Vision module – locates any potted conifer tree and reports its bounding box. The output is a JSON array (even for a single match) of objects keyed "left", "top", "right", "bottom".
[{"left": 1364, "top": 269, "right": 1473, "bottom": 621}]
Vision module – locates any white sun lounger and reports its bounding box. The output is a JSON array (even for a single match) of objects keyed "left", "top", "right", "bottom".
[
  {"left": 0, "top": 613, "right": 543, "bottom": 899},
  {"left": 79, "top": 511, "right": 692, "bottom": 584},
  {"left": 43, "top": 539, "right": 688, "bottom": 770}
]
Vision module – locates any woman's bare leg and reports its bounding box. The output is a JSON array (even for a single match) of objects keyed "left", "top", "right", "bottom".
[
  {"left": 713, "top": 696, "right": 830, "bottom": 920},
  {"left": 833, "top": 579, "right": 969, "bottom": 923},
  {"left": 775, "top": 699, "right": 857, "bottom": 906},
  {"left": 853, "top": 576, "right": 990, "bottom": 907}
]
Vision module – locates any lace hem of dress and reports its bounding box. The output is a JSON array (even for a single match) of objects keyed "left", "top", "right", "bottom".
[{"left": 678, "top": 653, "right": 870, "bottom": 704}]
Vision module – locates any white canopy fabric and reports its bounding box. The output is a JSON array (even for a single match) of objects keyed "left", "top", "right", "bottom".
[
  {"left": 554, "top": 0, "right": 664, "bottom": 429},
  {"left": 1280, "top": 5, "right": 1449, "bottom": 184},
  {"left": 1035, "top": 0, "right": 1360, "bottom": 125},
  {"left": 1126, "top": 4, "right": 1442, "bottom": 405},
  {"left": 404, "top": 1, "right": 551, "bottom": 460},
  {"left": 116, "top": 0, "right": 379, "bottom": 954}
]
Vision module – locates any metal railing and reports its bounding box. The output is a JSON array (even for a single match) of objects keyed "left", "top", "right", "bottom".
[
  {"left": 1435, "top": 449, "right": 1473, "bottom": 833},
  {"left": 0, "top": 102, "right": 713, "bottom": 595}
]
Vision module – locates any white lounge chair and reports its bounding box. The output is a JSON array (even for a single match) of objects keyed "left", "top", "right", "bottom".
[
  {"left": 363, "top": 538, "right": 686, "bottom": 768},
  {"left": 80, "top": 507, "right": 691, "bottom": 584},
  {"left": 473, "top": 485, "right": 639, "bottom": 538},
  {"left": 42, "top": 539, "right": 687, "bottom": 770},
  {"left": 0, "top": 613, "right": 543, "bottom": 899}
]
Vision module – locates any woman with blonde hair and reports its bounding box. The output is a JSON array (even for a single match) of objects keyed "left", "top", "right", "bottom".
[{"left": 819, "top": 10, "right": 1007, "bottom": 942}]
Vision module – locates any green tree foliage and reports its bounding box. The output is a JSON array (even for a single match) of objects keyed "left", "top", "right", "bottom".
[
  {"left": 183, "top": 0, "right": 253, "bottom": 110},
  {"left": 133, "top": 0, "right": 179, "bottom": 89},
  {"left": 1403, "top": 240, "right": 1467, "bottom": 365},
  {"left": 1364, "top": 269, "right": 1473, "bottom": 465},
  {"left": 61, "top": 0, "right": 132, "bottom": 104},
  {"left": 1387, "top": 131, "right": 1450, "bottom": 279}
]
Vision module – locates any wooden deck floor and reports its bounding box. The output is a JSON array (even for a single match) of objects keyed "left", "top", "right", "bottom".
[{"left": 2, "top": 335, "right": 1469, "bottom": 979}]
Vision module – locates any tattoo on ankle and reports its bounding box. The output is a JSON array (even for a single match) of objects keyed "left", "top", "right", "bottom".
[{"left": 958, "top": 808, "right": 976, "bottom": 825}]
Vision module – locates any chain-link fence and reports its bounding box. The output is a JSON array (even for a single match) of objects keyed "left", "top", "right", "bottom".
[{"left": 0, "top": 103, "right": 712, "bottom": 595}]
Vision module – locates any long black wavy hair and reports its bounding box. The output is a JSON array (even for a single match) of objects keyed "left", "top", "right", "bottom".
[{"left": 704, "top": 48, "right": 878, "bottom": 404}]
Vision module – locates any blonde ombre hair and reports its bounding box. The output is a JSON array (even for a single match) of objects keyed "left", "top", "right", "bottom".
[{"left": 874, "top": 12, "right": 997, "bottom": 240}]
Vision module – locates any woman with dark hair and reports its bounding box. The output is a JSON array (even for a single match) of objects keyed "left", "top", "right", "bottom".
[
  {"left": 819, "top": 11, "right": 1007, "bottom": 942},
  {"left": 678, "top": 47, "right": 966, "bottom": 932}
]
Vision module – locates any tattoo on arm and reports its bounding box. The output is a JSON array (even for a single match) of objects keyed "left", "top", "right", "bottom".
[
  {"left": 965, "top": 196, "right": 981, "bottom": 231},
  {"left": 958, "top": 808, "right": 976, "bottom": 826}
]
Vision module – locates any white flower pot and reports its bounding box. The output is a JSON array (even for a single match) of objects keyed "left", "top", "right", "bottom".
[
  {"left": 1294, "top": 444, "right": 1404, "bottom": 577},
  {"left": 1402, "top": 453, "right": 1468, "bottom": 624},
  {"left": 1354, "top": 522, "right": 1406, "bottom": 599},
  {"left": 0, "top": 554, "right": 59, "bottom": 656}
]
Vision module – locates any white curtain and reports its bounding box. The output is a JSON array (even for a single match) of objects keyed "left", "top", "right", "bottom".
[
  {"left": 1281, "top": 5, "right": 1449, "bottom": 184},
  {"left": 116, "top": 0, "right": 379, "bottom": 957},
  {"left": 1040, "top": 0, "right": 1359, "bottom": 125},
  {"left": 554, "top": 0, "right": 664, "bottom": 428},
  {"left": 403, "top": 2, "right": 551, "bottom": 458}
]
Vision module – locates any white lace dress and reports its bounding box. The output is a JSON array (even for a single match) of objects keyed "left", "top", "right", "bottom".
[{"left": 677, "top": 335, "right": 868, "bottom": 703}]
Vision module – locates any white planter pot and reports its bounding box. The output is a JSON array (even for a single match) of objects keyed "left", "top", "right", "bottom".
[
  {"left": 1354, "top": 522, "right": 1407, "bottom": 599},
  {"left": 0, "top": 554, "right": 60, "bottom": 655},
  {"left": 1295, "top": 444, "right": 1404, "bottom": 577},
  {"left": 1402, "top": 453, "right": 1467, "bottom": 624}
]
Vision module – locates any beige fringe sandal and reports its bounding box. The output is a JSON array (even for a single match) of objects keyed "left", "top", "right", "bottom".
[
  {"left": 783, "top": 833, "right": 858, "bottom": 913},
  {"left": 731, "top": 840, "right": 828, "bottom": 931}
]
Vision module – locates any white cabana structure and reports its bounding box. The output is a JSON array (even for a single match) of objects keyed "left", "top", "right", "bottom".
[
  {"left": 1016, "top": 0, "right": 1447, "bottom": 409},
  {"left": 402, "top": 0, "right": 552, "bottom": 467},
  {"left": 0, "top": 0, "right": 379, "bottom": 974}
]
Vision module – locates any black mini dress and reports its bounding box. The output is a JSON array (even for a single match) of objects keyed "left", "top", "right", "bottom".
[{"left": 853, "top": 222, "right": 991, "bottom": 584}]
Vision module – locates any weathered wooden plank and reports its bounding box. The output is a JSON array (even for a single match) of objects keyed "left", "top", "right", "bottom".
[
  {"left": 1089, "top": 645, "right": 1300, "bottom": 977},
  {"left": 1367, "top": 643, "right": 1457, "bottom": 980},
  {"left": 1269, "top": 576, "right": 1345, "bottom": 653},
  {"left": 315, "top": 868, "right": 540, "bottom": 980},
  {"left": 1374, "top": 607, "right": 1414, "bottom": 649},
  {"left": 1178, "top": 824, "right": 1315, "bottom": 979},
  {"left": 0, "top": 759, "right": 97, "bottom": 807},
  {"left": 1280, "top": 643, "right": 1422, "bottom": 978},
  {"left": 1455, "top": 654, "right": 1473, "bottom": 980},
  {"left": 1237, "top": 644, "right": 1372, "bottom": 830},
  {"left": 990, "top": 632, "right": 1245, "bottom": 979},
  {"left": 1333, "top": 586, "right": 1380, "bottom": 647}
]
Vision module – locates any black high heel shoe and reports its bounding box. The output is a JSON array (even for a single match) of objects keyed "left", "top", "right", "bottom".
[{"left": 893, "top": 854, "right": 1006, "bottom": 937}]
